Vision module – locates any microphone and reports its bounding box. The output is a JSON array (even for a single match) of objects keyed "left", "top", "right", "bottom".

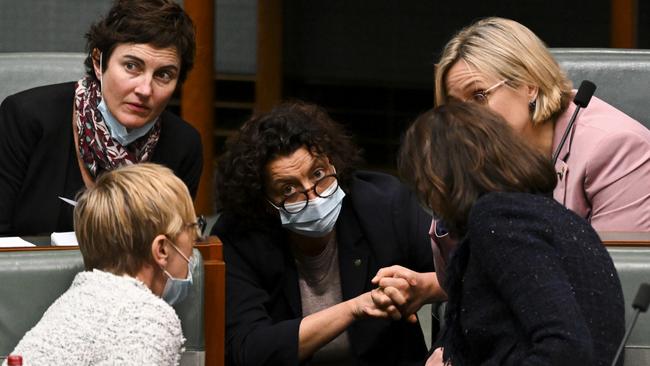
[
  {"left": 610, "top": 283, "right": 650, "bottom": 366},
  {"left": 551, "top": 80, "right": 597, "bottom": 165}
]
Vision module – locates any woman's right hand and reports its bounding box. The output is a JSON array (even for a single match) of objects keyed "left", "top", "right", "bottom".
[
  {"left": 298, "top": 291, "right": 395, "bottom": 361},
  {"left": 349, "top": 291, "right": 397, "bottom": 320},
  {"left": 370, "top": 265, "right": 443, "bottom": 323}
]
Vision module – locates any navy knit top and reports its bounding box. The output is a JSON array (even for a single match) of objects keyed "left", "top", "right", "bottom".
[{"left": 442, "top": 192, "right": 625, "bottom": 366}]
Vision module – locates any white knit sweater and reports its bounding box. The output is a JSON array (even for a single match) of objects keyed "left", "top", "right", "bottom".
[{"left": 5, "top": 269, "right": 185, "bottom": 366}]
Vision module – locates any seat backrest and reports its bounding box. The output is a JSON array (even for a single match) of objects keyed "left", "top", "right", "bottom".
[
  {"left": 0, "top": 52, "right": 86, "bottom": 103},
  {"left": 0, "top": 247, "right": 205, "bottom": 366},
  {"left": 550, "top": 48, "right": 650, "bottom": 130},
  {"left": 607, "top": 245, "right": 650, "bottom": 366}
]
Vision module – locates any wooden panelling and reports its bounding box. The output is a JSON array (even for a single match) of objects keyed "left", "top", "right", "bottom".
[
  {"left": 182, "top": 0, "right": 216, "bottom": 215},
  {"left": 255, "top": 0, "right": 283, "bottom": 113},
  {"left": 611, "top": 0, "right": 638, "bottom": 47},
  {"left": 197, "top": 236, "right": 225, "bottom": 366}
]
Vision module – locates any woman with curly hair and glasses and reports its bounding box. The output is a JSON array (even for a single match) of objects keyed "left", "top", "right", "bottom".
[{"left": 211, "top": 101, "right": 438, "bottom": 366}]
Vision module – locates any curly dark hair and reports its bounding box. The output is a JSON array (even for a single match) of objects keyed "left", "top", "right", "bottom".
[
  {"left": 216, "top": 101, "right": 363, "bottom": 230},
  {"left": 399, "top": 101, "right": 557, "bottom": 236},
  {"left": 84, "top": 0, "right": 196, "bottom": 84}
]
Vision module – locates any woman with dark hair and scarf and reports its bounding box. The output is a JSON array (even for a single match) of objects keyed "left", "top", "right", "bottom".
[
  {"left": 0, "top": 0, "right": 202, "bottom": 236},
  {"left": 212, "top": 101, "right": 435, "bottom": 366}
]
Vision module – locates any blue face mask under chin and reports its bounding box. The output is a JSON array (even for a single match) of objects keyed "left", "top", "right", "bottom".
[
  {"left": 97, "top": 99, "right": 157, "bottom": 146},
  {"left": 161, "top": 250, "right": 196, "bottom": 306}
]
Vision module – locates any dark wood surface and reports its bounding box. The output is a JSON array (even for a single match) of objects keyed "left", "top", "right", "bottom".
[
  {"left": 197, "top": 236, "right": 225, "bottom": 366},
  {"left": 599, "top": 231, "right": 650, "bottom": 246}
]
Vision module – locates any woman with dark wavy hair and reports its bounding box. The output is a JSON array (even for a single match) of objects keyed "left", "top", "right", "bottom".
[
  {"left": 382, "top": 101, "right": 624, "bottom": 366},
  {"left": 211, "top": 101, "right": 434, "bottom": 366}
]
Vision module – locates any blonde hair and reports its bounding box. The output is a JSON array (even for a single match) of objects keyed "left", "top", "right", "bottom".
[
  {"left": 74, "top": 163, "right": 196, "bottom": 276},
  {"left": 435, "top": 17, "right": 573, "bottom": 125}
]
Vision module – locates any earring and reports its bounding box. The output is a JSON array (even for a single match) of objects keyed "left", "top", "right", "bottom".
[{"left": 529, "top": 99, "right": 537, "bottom": 111}]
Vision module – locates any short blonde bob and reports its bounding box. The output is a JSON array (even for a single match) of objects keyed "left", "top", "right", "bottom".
[
  {"left": 74, "top": 163, "right": 197, "bottom": 276},
  {"left": 435, "top": 17, "right": 573, "bottom": 125}
]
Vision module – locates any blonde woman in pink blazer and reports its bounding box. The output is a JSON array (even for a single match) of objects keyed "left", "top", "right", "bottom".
[
  {"left": 371, "top": 17, "right": 650, "bottom": 366},
  {"left": 435, "top": 17, "right": 650, "bottom": 232}
]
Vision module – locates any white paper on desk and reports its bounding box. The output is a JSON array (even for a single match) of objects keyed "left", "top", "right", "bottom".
[
  {"left": 0, "top": 237, "right": 36, "bottom": 248},
  {"left": 51, "top": 231, "right": 79, "bottom": 246}
]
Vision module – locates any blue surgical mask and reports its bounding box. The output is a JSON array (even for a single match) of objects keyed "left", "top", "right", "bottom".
[
  {"left": 97, "top": 99, "right": 157, "bottom": 146},
  {"left": 161, "top": 244, "right": 196, "bottom": 305},
  {"left": 97, "top": 52, "right": 157, "bottom": 146},
  {"left": 278, "top": 184, "right": 346, "bottom": 238}
]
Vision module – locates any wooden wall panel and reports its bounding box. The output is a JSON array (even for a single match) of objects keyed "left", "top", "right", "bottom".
[
  {"left": 182, "top": 0, "right": 216, "bottom": 215},
  {"left": 611, "top": 0, "right": 638, "bottom": 47}
]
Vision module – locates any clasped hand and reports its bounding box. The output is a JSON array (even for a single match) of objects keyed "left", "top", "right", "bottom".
[{"left": 369, "top": 265, "right": 437, "bottom": 323}]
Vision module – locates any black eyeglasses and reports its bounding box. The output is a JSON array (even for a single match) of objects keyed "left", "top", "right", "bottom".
[
  {"left": 186, "top": 215, "right": 207, "bottom": 240},
  {"left": 272, "top": 174, "right": 339, "bottom": 214},
  {"left": 196, "top": 215, "right": 207, "bottom": 234}
]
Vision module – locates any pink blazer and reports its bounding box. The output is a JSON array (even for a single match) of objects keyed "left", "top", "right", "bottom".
[{"left": 553, "top": 95, "right": 650, "bottom": 232}]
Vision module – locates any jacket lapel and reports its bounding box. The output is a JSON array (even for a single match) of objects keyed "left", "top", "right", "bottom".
[
  {"left": 553, "top": 158, "right": 569, "bottom": 205},
  {"left": 275, "top": 230, "right": 302, "bottom": 317},
  {"left": 336, "top": 198, "right": 371, "bottom": 301},
  {"left": 552, "top": 104, "right": 575, "bottom": 206}
]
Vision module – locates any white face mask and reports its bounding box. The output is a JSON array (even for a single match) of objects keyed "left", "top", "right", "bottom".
[
  {"left": 96, "top": 52, "right": 157, "bottom": 146},
  {"left": 161, "top": 242, "right": 196, "bottom": 305},
  {"left": 277, "top": 183, "right": 346, "bottom": 238}
]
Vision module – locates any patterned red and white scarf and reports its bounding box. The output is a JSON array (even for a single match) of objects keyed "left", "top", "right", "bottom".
[{"left": 74, "top": 77, "right": 161, "bottom": 178}]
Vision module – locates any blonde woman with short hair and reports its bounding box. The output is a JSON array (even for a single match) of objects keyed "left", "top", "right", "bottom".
[
  {"left": 6, "top": 163, "right": 200, "bottom": 366},
  {"left": 435, "top": 17, "right": 650, "bottom": 232}
]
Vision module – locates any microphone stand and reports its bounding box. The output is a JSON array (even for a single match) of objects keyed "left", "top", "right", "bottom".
[{"left": 611, "top": 283, "right": 650, "bottom": 366}]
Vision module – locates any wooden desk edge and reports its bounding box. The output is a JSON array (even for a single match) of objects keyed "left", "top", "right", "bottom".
[
  {"left": 196, "top": 235, "right": 225, "bottom": 366},
  {"left": 599, "top": 231, "right": 650, "bottom": 246}
]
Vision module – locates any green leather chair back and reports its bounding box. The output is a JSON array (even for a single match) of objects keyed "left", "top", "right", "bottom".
[
  {"left": 608, "top": 247, "right": 650, "bottom": 366},
  {"left": 0, "top": 52, "right": 86, "bottom": 103},
  {"left": 551, "top": 48, "right": 650, "bottom": 130}
]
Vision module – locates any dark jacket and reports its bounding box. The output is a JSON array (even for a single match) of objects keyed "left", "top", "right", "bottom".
[
  {"left": 442, "top": 192, "right": 625, "bottom": 366},
  {"left": 212, "top": 171, "right": 434, "bottom": 366},
  {"left": 0, "top": 82, "right": 202, "bottom": 236}
]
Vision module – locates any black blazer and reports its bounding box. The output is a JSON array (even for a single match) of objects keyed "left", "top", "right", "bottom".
[
  {"left": 442, "top": 192, "right": 625, "bottom": 366},
  {"left": 212, "top": 171, "right": 434, "bottom": 366},
  {"left": 0, "top": 82, "right": 203, "bottom": 236}
]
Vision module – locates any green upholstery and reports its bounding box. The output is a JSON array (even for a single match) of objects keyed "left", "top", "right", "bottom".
[
  {"left": 608, "top": 247, "right": 650, "bottom": 366},
  {"left": 0, "top": 250, "right": 83, "bottom": 355},
  {"left": 0, "top": 248, "right": 205, "bottom": 365},
  {"left": 551, "top": 48, "right": 650, "bottom": 130},
  {"left": 0, "top": 52, "right": 86, "bottom": 103}
]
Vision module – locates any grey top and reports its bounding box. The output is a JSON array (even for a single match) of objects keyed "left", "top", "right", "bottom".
[{"left": 294, "top": 233, "right": 355, "bottom": 366}]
